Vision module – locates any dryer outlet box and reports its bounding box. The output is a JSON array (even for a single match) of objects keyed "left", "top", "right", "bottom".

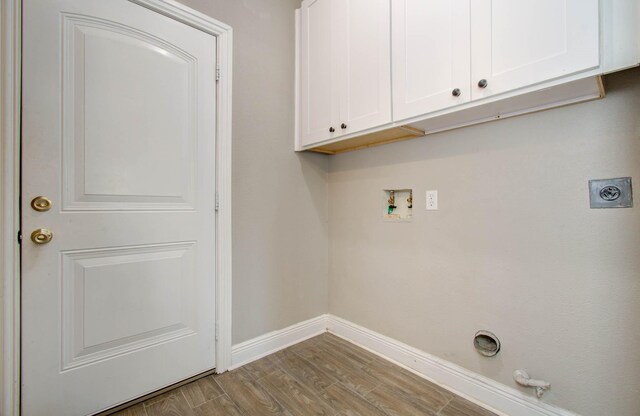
[{"left": 589, "top": 177, "right": 633, "bottom": 209}]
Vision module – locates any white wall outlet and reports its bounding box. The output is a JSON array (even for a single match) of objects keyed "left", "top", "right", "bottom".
[{"left": 426, "top": 190, "right": 438, "bottom": 210}]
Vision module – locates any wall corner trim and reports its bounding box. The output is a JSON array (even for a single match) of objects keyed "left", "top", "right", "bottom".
[
  {"left": 326, "top": 315, "right": 581, "bottom": 416},
  {"left": 230, "top": 315, "right": 329, "bottom": 370}
]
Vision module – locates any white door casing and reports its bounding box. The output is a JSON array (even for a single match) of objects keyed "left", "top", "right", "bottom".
[
  {"left": 20, "top": 0, "right": 230, "bottom": 414},
  {"left": 470, "top": 0, "right": 600, "bottom": 99},
  {"left": 0, "top": 1, "right": 22, "bottom": 415},
  {"left": 392, "top": 0, "right": 471, "bottom": 121}
]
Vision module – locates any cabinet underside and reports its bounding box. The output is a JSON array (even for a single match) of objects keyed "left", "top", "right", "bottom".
[{"left": 306, "top": 75, "right": 605, "bottom": 155}]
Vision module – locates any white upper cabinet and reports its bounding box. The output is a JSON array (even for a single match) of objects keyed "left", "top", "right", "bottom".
[
  {"left": 300, "top": 0, "right": 339, "bottom": 146},
  {"left": 394, "top": 0, "right": 600, "bottom": 121},
  {"left": 338, "top": 0, "right": 391, "bottom": 136},
  {"left": 470, "top": 0, "right": 600, "bottom": 100},
  {"left": 392, "top": 0, "right": 471, "bottom": 121},
  {"left": 296, "top": 0, "right": 637, "bottom": 153},
  {"left": 299, "top": 0, "right": 391, "bottom": 147}
]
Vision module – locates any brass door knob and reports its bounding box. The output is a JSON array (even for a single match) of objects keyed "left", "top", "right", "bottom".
[
  {"left": 31, "top": 229, "right": 53, "bottom": 244},
  {"left": 31, "top": 196, "right": 52, "bottom": 212}
]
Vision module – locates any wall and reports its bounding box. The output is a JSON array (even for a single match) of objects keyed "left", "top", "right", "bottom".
[
  {"left": 328, "top": 68, "right": 640, "bottom": 416},
  {"left": 177, "top": 0, "right": 328, "bottom": 345},
  {"left": 142, "top": 4, "right": 639, "bottom": 412}
]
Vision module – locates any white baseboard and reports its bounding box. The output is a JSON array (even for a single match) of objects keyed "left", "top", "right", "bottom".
[
  {"left": 229, "top": 314, "right": 578, "bottom": 416},
  {"left": 327, "top": 315, "right": 579, "bottom": 416},
  {"left": 230, "top": 314, "right": 328, "bottom": 369}
]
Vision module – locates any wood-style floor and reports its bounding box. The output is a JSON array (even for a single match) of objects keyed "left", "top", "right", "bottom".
[{"left": 114, "top": 333, "right": 497, "bottom": 416}]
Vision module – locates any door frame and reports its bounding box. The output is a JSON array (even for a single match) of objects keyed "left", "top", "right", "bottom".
[{"left": 0, "top": 1, "right": 233, "bottom": 414}]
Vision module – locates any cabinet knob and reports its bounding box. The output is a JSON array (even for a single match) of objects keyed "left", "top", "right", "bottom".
[
  {"left": 452, "top": 88, "right": 461, "bottom": 97},
  {"left": 329, "top": 127, "right": 335, "bottom": 133},
  {"left": 341, "top": 123, "right": 347, "bottom": 129},
  {"left": 478, "top": 79, "right": 488, "bottom": 88}
]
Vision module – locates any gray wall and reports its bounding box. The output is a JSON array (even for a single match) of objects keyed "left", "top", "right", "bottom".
[
  {"left": 177, "top": 0, "right": 328, "bottom": 345},
  {"left": 163, "top": 3, "right": 638, "bottom": 413},
  {"left": 328, "top": 68, "right": 640, "bottom": 416}
]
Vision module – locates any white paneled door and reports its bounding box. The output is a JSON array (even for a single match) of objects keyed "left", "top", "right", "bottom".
[{"left": 22, "top": 0, "right": 217, "bottom": 414}]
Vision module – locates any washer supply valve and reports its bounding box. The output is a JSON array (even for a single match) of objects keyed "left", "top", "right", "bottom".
[
  {"left": 387, "top": 190, "right": 397, "bottom": 214},
  {"left": 513, "top": 370, "right": 550, "bottom": 398}
]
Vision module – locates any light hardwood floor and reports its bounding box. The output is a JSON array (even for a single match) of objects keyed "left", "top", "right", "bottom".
[{"left": 113, "top": 333, "right": 497, "bottom": 416}]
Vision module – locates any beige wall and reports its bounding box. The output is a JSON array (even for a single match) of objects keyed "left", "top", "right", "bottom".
[
  {"left": 177, "top": 0, "right": 328, "bottom": 344},
  {"left": 328, "top": 68, "right": 640, "bottom": 416}
]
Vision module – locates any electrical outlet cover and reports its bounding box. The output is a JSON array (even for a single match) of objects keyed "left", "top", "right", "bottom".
[
  {"left": 589, "top": 177, "right": 633, "bottom": 209},
  {"left": 426, "top": 190, "right": 438, "bottom": 210}
]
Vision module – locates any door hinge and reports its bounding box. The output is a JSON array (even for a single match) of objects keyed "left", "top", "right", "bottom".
[
  {"left": 216, "top": 64, "right": 221, "bottom": 81},
  {"left": 215, "top": 322, "right": 220, "bottom": 341},
  {"left": 17, "top": 230, "right": 22, "bottom": 244},
  {"left": 215, "top": 192, "right": 220, "bottom": 212}
]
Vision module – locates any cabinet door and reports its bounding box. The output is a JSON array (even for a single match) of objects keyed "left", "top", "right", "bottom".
[
  {"left": 300, "top": 0, "right": 340, "bottom": 146},
  {"left": 392, "top": 0, "right": 471, "bottom": 121},
  {"left": 337, "top": 0, "right": 391, "bottom": 135},
  {"left": 471, "top": 0, "right": 599, "bottom": 100}
]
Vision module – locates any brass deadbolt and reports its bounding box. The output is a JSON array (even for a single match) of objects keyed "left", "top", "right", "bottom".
[{"left": 31, "top": 196, "right": 52, "bottom": 212}]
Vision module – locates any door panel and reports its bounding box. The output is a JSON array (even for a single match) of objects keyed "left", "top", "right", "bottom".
[
  {"left": 22, "top": 1, "right": 217, "bottom": 414},
  {"left": 300, "top": 0, "right": 340, "bottom": 146},
  {"left": 471, "top": 0, "right": 599, "bottom": 99},
  {"left": 392, "top": 0, "right": 471, "bottom": 121},
  {"left": 60, "top": 243, "right": 197, "bottom": 371},
  {"left": 339, "top": 0, "right": 391, "bottom": 134},
  {"left": 62, "top": 15, "right": 197, "bottom": 211}
]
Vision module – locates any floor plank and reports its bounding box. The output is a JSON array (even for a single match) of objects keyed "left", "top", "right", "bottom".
[
  {"left": 318, "top": 334, "right": 391, "bottom": 370},
  {"left": 292, "top": 341, "right": 379, "bottom": 396},
  {"left": 276, "top": 352, "right": 338, "bottom": 392},
  {"left": 258, "top": 369, "right": 335, "bottom": 416},
  {"left": 143, "top": 390, "right": 181, "bottom": 408},
  {"left": 439, "top": 397, "right": 498, "bottom": 416},
  {"left": 361, "top": 357, "right": 452, "bottom": 413},
  {"left": 320, "top": 382, "right": 386, "bottom": 416},
  {"left": 192, "top": 394, "right": 246, "bottom": 416},
  {"left": 115, "top": 333, "right": 497, "bottom": 416},
  {"left": 112, "top": 403, "right": 148, "bottom": 416},
  {"left": 215, "top": 368, "right": 287, "bottom": 416},
  {"left": 243, "top": 354, "right": 282, "bottom": 380},
  {"left": 145, "top": 394, "right": 195, "bottom": 416},
  {"left": 365, "top": 384, "right": 440, "bottom": 416},
  {"left": 179, "top": 375, "right": 224, "bottom": 408}
]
